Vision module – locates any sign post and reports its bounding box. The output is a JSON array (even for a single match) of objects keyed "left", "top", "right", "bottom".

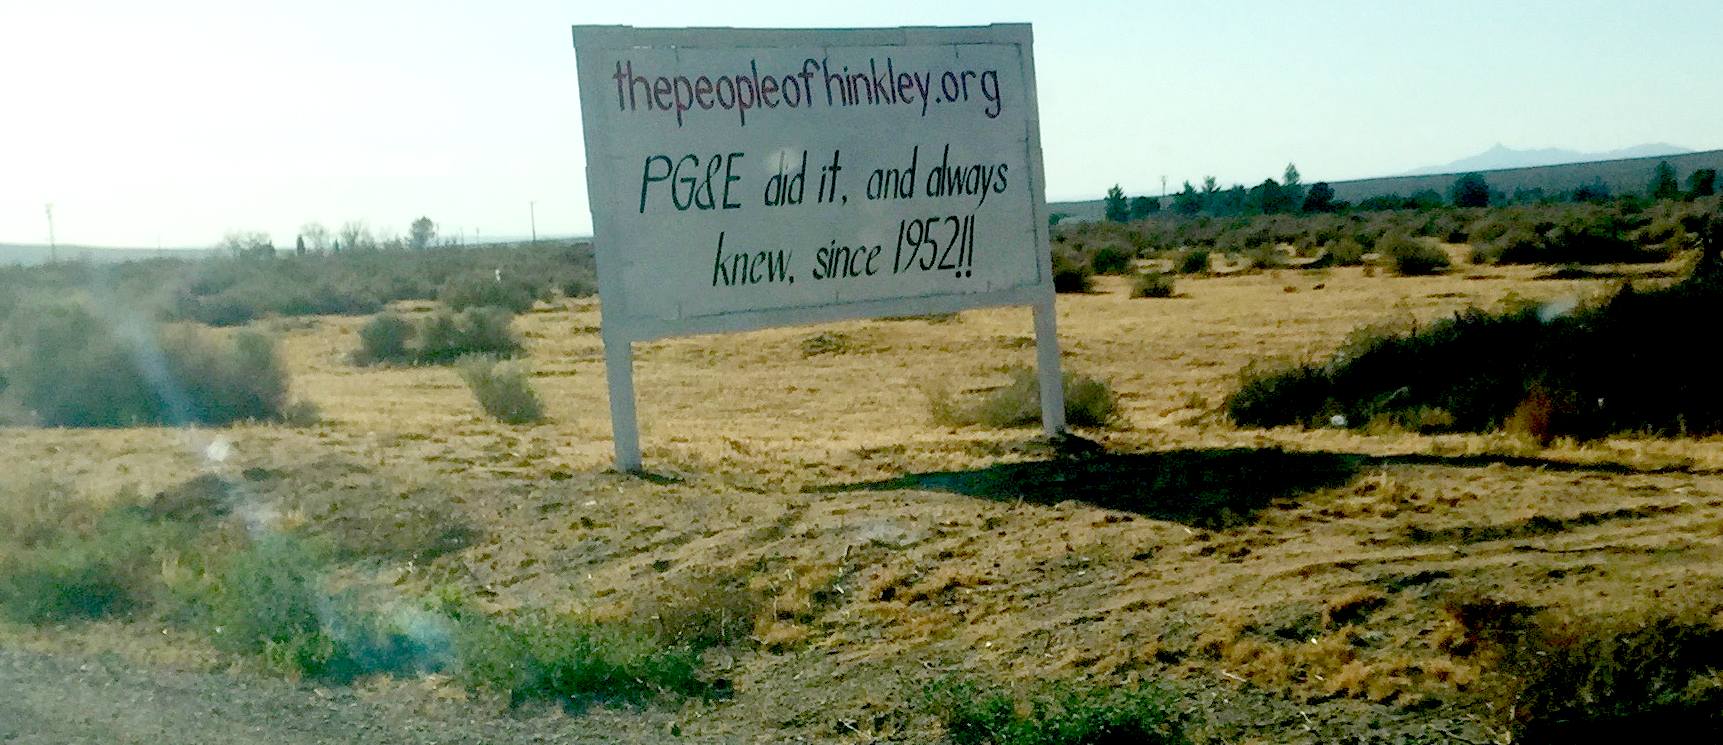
[{"left": 572, "top": 24, "right": 1064, "bottom": 472}]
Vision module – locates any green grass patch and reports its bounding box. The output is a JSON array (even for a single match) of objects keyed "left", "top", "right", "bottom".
[
  {"left": 921, "top": 676, "right": 1189, "bottom": 745},
  {"left": 452, "top": 608, "right": 709, "bottom": 708}
]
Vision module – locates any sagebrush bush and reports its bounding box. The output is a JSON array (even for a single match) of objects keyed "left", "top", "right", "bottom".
[
  {"left": 1176, "top": 247, "right": 1211, "bottom": 274},
  {"left": 1052, "top": 252, "right": 1093, "bottom": 293},
  {"left": 456, "top": 356, "right": 544, "bottom": 424},
  {"left": 0, "top": 302, "right": 298, "bottom": 427},
  {"left": 1132, "top": 272, "right": 1176, "bottom": 298},
  {"left": 1090, "top": 245, "right": 1133, "bottom": 275},
  {"left": 438, "top": 273, "right": 540, "bottom": 314},
  {"left": 920, "top": 676, "right": 1189, "bottom": 745},
  {"left": 418, "top": 307, "right": 521, "bottom": 364},
  {"left": 354, "top": 312, "right": 414, "bottom": 365},
  {"left": 1378, "top": 233, "right": 1451, "bottom": 276},
  {"left": 928, "top": 366, "right": 1118, "bottom": 429}
]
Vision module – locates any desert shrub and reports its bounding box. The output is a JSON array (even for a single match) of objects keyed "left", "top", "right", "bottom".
[
  {"left": 1326, "top": 236, "right": 1365, "bottom": 266},
  {"left": 1176, "top": 248, "right": 1211, "bottom": 274},
  {"left": 353, "top": 312, "right": 414, "bottom": 365},
  {"left": 452, "top": 610, "right": 707, "bottom": 707},
  {"left": 1131, "top": 272, "right": 1176, "bottom": 298},
  {"left": 414, "top": 307, "right": 521, "bottom": 364},
  {"left": 1474, "top": 227, "right": 1547, "bottom": 264},
  {"left": 200, "top": 534, "right": 355, "bottom": 678},
  {"left": 0, "top": 302, "right": 297, "bottom": 427},
  {"left": 0, "top": 508, "right": 182, "bottom": 624},
  {"left": 1052, "top": 252, "right": 1093, "bottom": 293},
  {"left": 920, "top": 676, "right": 1189, "bottom": 745},
  {"left": 1378, "top": 233, "right": 1450, "bottom": 276},
  {"left": 1489, "top": 609, "right": 1723, "bottom": 743},
  {"left": 456, "top": 355, "right": 544, "bottom": 424},
  {"left": 928, "top": 366, "right": 1118, "bottom": 429},
  {"left": 438, "top": 273, "right": 538, "bottom": 314},
  {"left": 1090, "top": 245, "right": 1133, "bottom": 275},
  {"left": 193, "top": 533, "right": 451, "bottom": 681},
  {"left": 1223, "top": 251, "right": 1723, "bottom": 438}
]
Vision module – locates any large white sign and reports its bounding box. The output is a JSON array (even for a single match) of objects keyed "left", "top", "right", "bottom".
[{"left": 573, "top": 25, "right": 1064, "bottom": 470}]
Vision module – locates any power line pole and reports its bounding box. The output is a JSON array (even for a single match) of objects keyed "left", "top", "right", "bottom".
[
  {"left": 44, "top": 203, "right": 56, "bottom": 263},
  {"left": 529, "top": 200, "right": 537, "bottom": 244}
]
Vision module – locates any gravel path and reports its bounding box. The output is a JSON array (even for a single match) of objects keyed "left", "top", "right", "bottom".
[{"left": 0, "top": 649, "right": 714, "bottom": 745}]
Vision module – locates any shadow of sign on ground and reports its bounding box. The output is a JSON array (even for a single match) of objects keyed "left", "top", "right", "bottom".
[{"left": 815, "top": 448, "right": 1364, "bottom": 529}]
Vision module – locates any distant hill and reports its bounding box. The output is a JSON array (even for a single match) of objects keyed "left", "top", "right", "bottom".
[
  {"left": 1326, "top": 148, "right": 1723, "bottom": 204},
  {"left": 1402, "top": 143, "right": 1693, "bottom": 175},
  {"left": 1049, "top": 148, "right": 1723, "bottom": 222},
  {"left": 0, "top": 243, "right": 212, "bottom": 267}
]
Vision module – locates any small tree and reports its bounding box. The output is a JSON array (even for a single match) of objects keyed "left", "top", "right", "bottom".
[
  {"left": 1103, "top": 185, "right": 1130, "bottom": 222},
  {"left": 1172, "top": 182, "right": 1204, "bottom": 215},
  {"left": 408, "top": 217, "right": 437, "bottom": 251},
  {"left": 217, "top": 231, "right": 274, "bottom": 259},
  {"left": 1129, "top": 196, "right": 1158, "bottom": 220},
  {"left": 1688, "top": 168, "right": 1717, "bottom": 198},
  {"left": 294, "top": 235, "right": 306, "bottom": 256},
  {"left": 1280, "top": 163, "right": 1305, "bottom": 211},
  {"left": 1302, "top": 182, "right": 1338, "bottom": 213},
  {"left": 1450, "top": 173, "right": 1491, "bottom": 208},
  {"left": 299, "top": 222, "right": 330, "bottom": 253},
  {"left": 1649, "top": 160, "right": 1680, "bottom": 201},
  {"left": 337, "top": 221, "right": 376, "bottom": 252}
]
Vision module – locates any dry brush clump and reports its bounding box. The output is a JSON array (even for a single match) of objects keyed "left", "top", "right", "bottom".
[
  {"left": 0, "top": 301, "right": 310, "bottom": 427},
  {"left": 927, "top": 366, "right": 1119, "bottom": 429},
  {"left": 455, "top": 355, "right": 545, "bottom": 425},
  {"left": 353, "top": 307, "right": 522, "bottom": 366}
]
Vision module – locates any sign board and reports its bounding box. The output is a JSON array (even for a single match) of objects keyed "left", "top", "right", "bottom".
[{"left": 572, "top": 24, "right": 1064, "bottom": 471}]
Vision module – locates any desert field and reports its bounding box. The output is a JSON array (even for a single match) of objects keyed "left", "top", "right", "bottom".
[{"left": 6, "top": 263, "right": 1723, "bottom": 743}]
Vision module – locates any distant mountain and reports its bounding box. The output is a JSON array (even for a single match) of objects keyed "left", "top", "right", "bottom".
[{"left": 1403, "top": 143, "right": 1693, "bottom": 175}]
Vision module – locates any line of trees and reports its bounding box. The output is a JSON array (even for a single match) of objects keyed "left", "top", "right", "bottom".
[
  {"left": 1098, "top": 161, "right": 1720, "bottom": 223},
  {"left": 218, "top": 216, "right": 453, "bottom": 258}
]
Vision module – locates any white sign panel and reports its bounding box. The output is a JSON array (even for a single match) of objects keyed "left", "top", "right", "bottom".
[{"left": 572, "top": 25, "right": 1064, "bottom": 470}]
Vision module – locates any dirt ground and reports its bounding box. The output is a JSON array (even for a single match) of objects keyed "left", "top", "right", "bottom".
[{"left": 5, "top": 264, "right": 1722, "bottom": 743}]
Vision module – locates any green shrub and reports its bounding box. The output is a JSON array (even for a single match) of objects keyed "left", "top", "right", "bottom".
[
  {"left": 414, "top": 307, "right": 522, "bottom": 365},
  {"left": 1492, "top": 610, "right": 1723, "bottom": 743},
  {"left": 928, "top": 366, "right": 1118, "bottom": 429},
  {"left": 1131, "top": 272, "right": 1176, "bottom": 299},
  {"left": 1175, "top": 248, "right": 1211, "bottom": 274},
  {"left": 202, "top": 534, "right": 353, "bottom": 677},
  {"left": 438, "top": 274, "right": 539, "bottom": 314},
  {"left": 921, "top": 676, "right": 1189, "bottom": 745},
  {"left": 1052, "top": 253, "right": 1093, "bottom": 294},
  {"left": 456, "top": 356, "right": 544, "bottom": 424},
  {"left": 1326, "top": 237, "right": 1365, "bottom": 266},
  {"left": 0, "top": 303, "right": 298, "bottom": 427},
  {"left": 354, "top": 312, "right": 414, "bottom": 365},
  {"left": 1378, "top": 233, "right": 1450, "bottom": 276},
  {"left": 1090, "top": 245, "right": 1133, "bottom": 275},
  {"left": 453, "top": 610, "right": 707, "bottom": 707},
  {"left": 0, "top": 509, "right": 179, "bottom": 624}
]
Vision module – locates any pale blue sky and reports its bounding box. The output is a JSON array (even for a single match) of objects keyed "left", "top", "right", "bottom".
[{"left": 2, "top": 0, "right": 1719, "bottom": 247}]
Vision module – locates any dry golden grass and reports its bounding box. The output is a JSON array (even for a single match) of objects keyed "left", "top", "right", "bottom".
[{"left": 5, "top": 262, "right": 1723, "bottom": 740}]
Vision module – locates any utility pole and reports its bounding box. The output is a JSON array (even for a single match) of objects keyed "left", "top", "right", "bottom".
[
  {"left": 529, "top": 200, "right": 537, "bottom": 244},
  {"left": 44, "top": 203, "right": 56, "bottom": 263}
]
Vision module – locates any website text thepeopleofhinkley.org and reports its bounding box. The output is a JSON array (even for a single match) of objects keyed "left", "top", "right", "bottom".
[{"left": 608, "top": 56, "right": 1005, "bottom": 128}]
